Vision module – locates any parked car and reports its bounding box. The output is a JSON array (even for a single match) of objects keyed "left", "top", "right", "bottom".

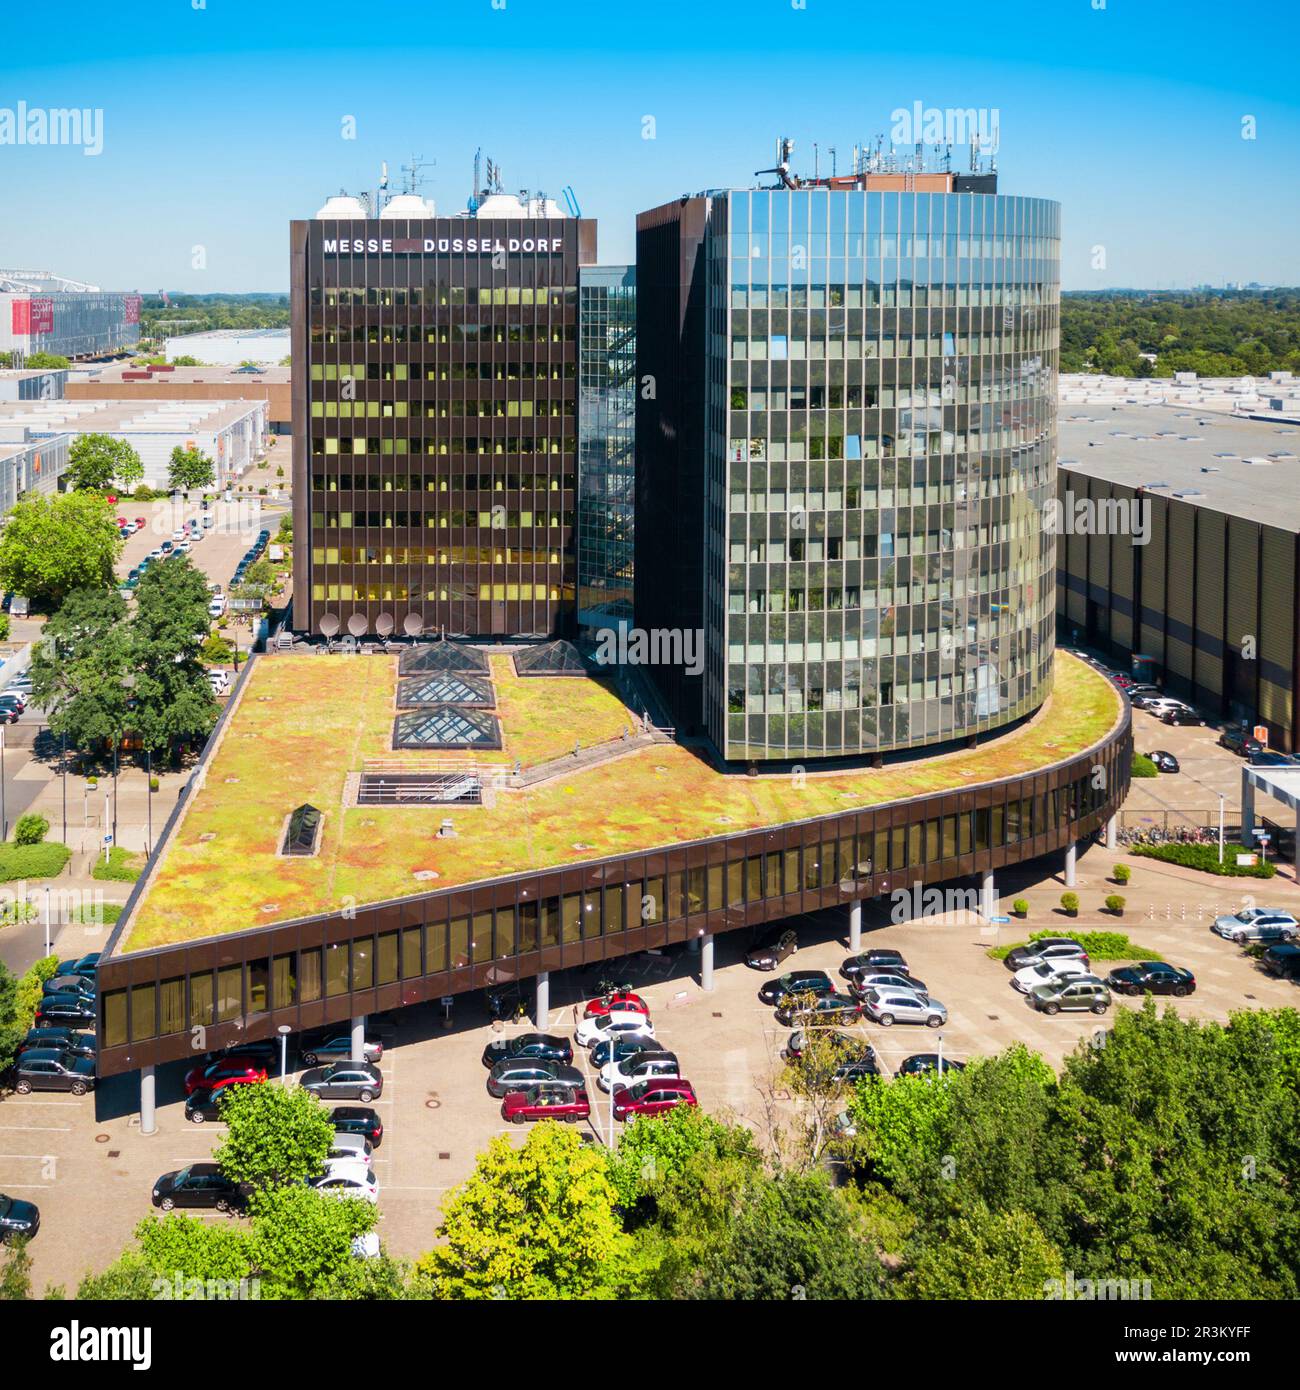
[
  {"left": 501, "top": 1084, "right": 592, "bottom": 1125},
  {"left": 486, "top": 1059, "right": 585, "bottom": 1099},
  {"left": 1219, "top": 728, "right": 1264, "bottom": 758},
  {"left": 1160, "top": 706, "right": 1203, "bottom": 727},
  {"left": 34, "top": 994, "right": 96, "bottom": 1027},
  {"left": 152, "top": 1164, "right": 245, "bottom": 1212},
  {"left": 12, "top": 1048, "right": 97, "bottom": 1095},
  {"left": 299, "top": 1032, "right": 383, "bottom": 1066},
  {"left": 1028, "top": 976, "right": 1111, "bottom": 1015},
  {"left": 575, "top": 1010, "right": 657, "bottom": 1049},
  {"left": 612, "top": 1079, "right": 698, "bottom": 1121},
  {"left": 1011, "top": 958, "right": 1092, "bottom": 994},
  {"left": 331, "top": 1107, "right": 383, "bottom": 1146},
  {"left": 201, "top": 1038, "right": 281, "bottom": 1070},
  {"left": 848, "top": 969, "right": 929, "bottom": 1001},
  {"left": 184, "top": 1088, "right": 230, "bottom": 1124},
  {"left": 1146, "top": 749, "right": 1180, "bottom": 773},
  {"left": 183, "top": 1058, "right": 268, "bottom": 1096},
  {"left": 71, "top": 952, "right": 101, "bottom": 977},
  {"left": 17, "top": 1028, "right": 95, "bottom": 1060},
  {"left": 590, "top": 1035, "right": 657, "bottom": 1070},
  {"left": 0, "top": 1194, "right": 40, "bottom": 1243},
  {"left": 42, "top": 975, "right": 95, "bottom": 1000},
  {"left": 309, "top": 1158, "right": 378, "bottom": 1203},
  {"left": 325, "top": 1133, "right": 373, "bottom": 1163},
  {"left": 839, "top": 949, "right": 909, "bottom": 983},
  {"left": 1106, "top": 962, "right": 1196, "bottom": 997},
  {"left": 581, "top": 989, "right": 650, "bottom": 1020},
  {"left": 744, "top": 925, "right": 799, "bottom": 971},
  {"left": 1262, "top": 944, "right": 1300, "bottom": 980},
  {"left": 1004, "top": 938, "right": 1090, "bottom": 972},
  {"left": 598, "top": 1050, "right": 681, "bottom": 1093},
  {"left": 860, "top": 988, "right": 947, "bottom": 1028},
  {"left": 480, "top": 1033, "right": 573, "bottom": 1068},
  {"left": 758, "top": 969, "right": 834, "bottom": 1006},
  {"left": 896, "top": 1054, "right": 966, "bottom": 1077},
  {"left": 1211, "top": 908, "right": 1300, "bottom": 944},
  {"left": 775, "top": 991, "right": 863, "bottom": 1027},
  {"left": 299, "top": 1062, "right": 383, "bottom": 1102}
]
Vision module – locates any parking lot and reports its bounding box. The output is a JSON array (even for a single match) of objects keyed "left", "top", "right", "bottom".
[{"left": 7, "top": 825, "right": 1299, "bottom": 1292}]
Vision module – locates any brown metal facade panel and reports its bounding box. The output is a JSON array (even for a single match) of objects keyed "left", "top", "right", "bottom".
[
  {"left": 95, "top": 705, "right": 1131, "bottom": 1076},
  {"left": 1194, "top": 509, "right": 1226, "bottom": 701}
]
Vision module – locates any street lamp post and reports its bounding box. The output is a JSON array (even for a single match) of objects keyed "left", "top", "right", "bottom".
[
  {"left": 146, "top": 747, "right": 153, "bottom": 856},
  {"left": 0, "top": 722, "right": 6, "bottom": 843},
  {"left": 278, "top": 1025, "right": 292, "bottom": 1082},
  {"left": 1218, "top": 793, "right": 1226, "bottom": 865},
  {"left": 43, "top": 885, "right": 51, "bottom": 959},
  {"left": 61, "top": 731, "right": 67, "bottom": 844}
]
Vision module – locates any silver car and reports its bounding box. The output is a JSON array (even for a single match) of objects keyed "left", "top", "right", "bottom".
[
  {"left": 1211, "top": 908, "right": 1299, "bottom": 944},
  {"left": 860, "top": 988, "right": 947, "bottom": 1028}
]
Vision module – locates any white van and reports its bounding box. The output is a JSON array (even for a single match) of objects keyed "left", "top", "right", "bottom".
[
  {"left": 207, "top": 595, "right": 227, "bottom": 619},
  {"left": 207, "top": 669, "right": 231, "bottom": 695}
]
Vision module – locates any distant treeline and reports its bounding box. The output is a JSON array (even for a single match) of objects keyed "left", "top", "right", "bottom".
[
  {"left": 1060, "top": 289, "right": 1300, "bottom": 378},
  {"left": 139, "top": 292, "right": 289, "bottom": 340}
]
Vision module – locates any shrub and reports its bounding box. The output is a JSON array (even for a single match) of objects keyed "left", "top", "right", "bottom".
[
  {"left": 1013, "top": 898, "right": 1029, "bottom": 918},
  {"left": 68, "top": 902, "right": 123, "bottom": 926},
  {"left": 1113, "top": 863, "right": 1131, "bottom": 885},
  {"left": 92, "top": 846, "right": 143, "bottom": 882},
  {"left": 149, "top": 776, "right": 160, "bottom": 792},
  {"left": 1105, "top": 894, "right": 1126, "bottom": 915},
  {"left": 0, "top": 842, "right": 71, "bottom": 882},
  {"left": 1130, "top": 842, "right": 1277, "bottom": 878},
  {"left": 0, "top": 613, "right": 9, "bottom": 641},
  {"left": 1061, "top": 892, "right": 1080, "bottom": 914},
  {"left": 202, "top": 633, "right": 234, "bottom": 664},
  {"left": 1131, "top": 753, "right": 1159, "bottom": 778},
  {"left": 989, "top": 928, "right": 1164, "bottom": 962},
  {"left": 12, "top": 812, "right": 49, "bottom": 846}
]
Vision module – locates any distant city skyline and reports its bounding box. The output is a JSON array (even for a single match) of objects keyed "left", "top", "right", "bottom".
[{"left": 1, "top": 0, "right": 1296, "bottom": 293}]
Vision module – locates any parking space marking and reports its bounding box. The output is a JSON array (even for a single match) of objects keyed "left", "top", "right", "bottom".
[{"left": 0, "top": 1125, "right": 70, "bottom": 1133}]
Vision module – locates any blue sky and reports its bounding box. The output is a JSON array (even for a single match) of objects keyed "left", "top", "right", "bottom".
[{"left": 1, "top": 0, "right": 1296, "bottom": 293}]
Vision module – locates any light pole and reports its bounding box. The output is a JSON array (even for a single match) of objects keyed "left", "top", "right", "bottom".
[
  {"left": 1217, "top": 793, "right": 1226, "bottom": 865},
  {"left": 278, "top": 1025, "right": 292, "bottom": 1081},
  {"left": 103, "top": 789, "right": 111, "bottom": 864},
  {"left": 43, "top": 885, "right": 51, "bottom": 959},
  {"left": 146, "top": 747, "right": 153, "bottom": 856},
  {"left": 61, "top": 731, "right": 67, "bottom": 844},
  {"left": 0, "top": 721, "right": 6, "bottom": 843}
]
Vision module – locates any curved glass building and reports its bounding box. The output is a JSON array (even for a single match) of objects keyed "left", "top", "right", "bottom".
[{"left": 636, "top": 183, "right": 1060, "bottom": 762}]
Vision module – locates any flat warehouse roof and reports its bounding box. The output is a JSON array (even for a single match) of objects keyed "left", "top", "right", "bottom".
[
  {"left": 1058, "top": 403, "right": 1300, "bottom": 531},
  {"left": 116, "top": 650, "right": 1121, "bottom": 954}
]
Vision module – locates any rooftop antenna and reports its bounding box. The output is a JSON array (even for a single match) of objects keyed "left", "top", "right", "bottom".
[
  {"left": 401, "top": 154, "right": 434, "bottom": 196},
  {"left": 470, "top": 147, "right": 482, "bottom": 213},
  {"left": 829, "top": 146, "right": 837, "bottom": 178},
  {"left": 754, "top": 135, "right": 799, "bottom": 189},
  {"left": 813, "top": 142, "right": 819, "bottom": 180},
  {"left": 970, "top": 134, "right": 980, "bottom": 173}
]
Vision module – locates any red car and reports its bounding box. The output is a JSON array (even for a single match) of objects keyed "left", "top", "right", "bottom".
[
  {"left": 135, "top": 517, "right": 147, "bottom": 528},
  {"left": 612, "top": 1078, "right": 698, "bottom": 1121},
  {"left": 582, "top": 990, "right": 649, "bottom": 1019},
  {"left": 183, "top": 1058, "right": 268, "bottom": 1096},
  {"left": 501, "top": 1083, "right": 591, "bottom": 1125}
]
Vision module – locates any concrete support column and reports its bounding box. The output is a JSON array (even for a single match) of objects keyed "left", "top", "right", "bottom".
[
  {"left": 140, "top": 1065, "right": 157, "bottom": 1137},
  {"left": 700, "top": 933, "right": 715, "bottom": 992},
  {"left": 981, "top": 870, "right": 996, "bottom": 918},
  {"left": 535, "top": 971, "right": 550, "bottom": 1029},
  {"left": 1065, "top": 841, "right": 1078, "bottom": 889},
  {"left": 350, "top": 1014, "right": 366, "bottom": 1063},
  {"left": 1241, "top": 770, "right": 1256, "bottom": 847},
  {"left": 849, "top": 900, "right": 863, "bottom": 953},
  {"left": 1105, "top": 814, "right": 1118, "bottom": 852}
]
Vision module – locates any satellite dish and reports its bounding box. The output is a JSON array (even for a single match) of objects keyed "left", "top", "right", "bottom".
[{"left": 318, "top": 613, "right": 340, "bottom": 637}]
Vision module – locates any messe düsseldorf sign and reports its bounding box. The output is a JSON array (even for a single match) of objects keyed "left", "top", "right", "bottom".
[{"left": 321, "top": 236, "right": 563, "bottom": 255}]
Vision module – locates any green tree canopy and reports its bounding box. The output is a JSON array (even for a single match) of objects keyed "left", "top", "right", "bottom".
[
  {"left": 128, "top": 556, "right": 219, "bottom": 751},
  {"left": 0, "top": 492, "right": 121, "bottom": 606},
  {"left": 243, "top": 1185, "right": 377, "bottom": 1300},
  {"left": 66, "top": 433, "right": 143, "bottom": 492},
  {"left": 214, "top": 1082, "right": 335, "bottom": 1191},
  {"left": 167, "top": 445, "right": 215, "bottom": 493},
  {"left": 28, "top": 587, "right": 133, "bottom": 749}
]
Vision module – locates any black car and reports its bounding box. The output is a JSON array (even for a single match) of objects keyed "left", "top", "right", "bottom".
[
  {"left": 185, "top": 1087, "right": 231, "bottom": 1125},
  {"left": 1261, "top": 944, "right": 1300, "bottom": 980},
  {"left": 13, "top": 1048, "right": 96, "bottom": 1095},
  {"left": 774, "top": 991, "right": 862, "bottom": 1027},
  {"left": 591, "top": 1035, "right": 657, "bottom": 1070},
  {"left": 34, "top": 993, "right": 96, "bottom": 1027},
  {"left": 299, "top": 1061, "right": 383, "bottom": 1101},
  {"left": 71, "top": 952, "right": 101, "bottom": 977},
  {"left": 1146, "top": 749, "right": 1180, "bottom": 773},
  {"left": 1160, "top": 707, "right": 1202, "bottom": 727},
  {"left": 1106, "top": 962, "right": 1196, "bottom": 997},
  {"left": 42, "top": 975, "right": 95, "bottom": 1000},
  {"left": 152, "top": 1164, "right": 245, "bottom": 1213},
  {"left": 896, "top": 1054, "right": 966, "bottom": 1077},
  {"left": 758, "top": 969, "right": 834, "bottom": 1006},
  {"left": 486, "top": 1060, "right": 586, "bottom": 1099},
  {"left": 785, "top": 1029, "right": 876, "bottom": 1067},
  {"left": 847, "top": 969, "right": 929, "bottom": 1001},
  {"left": 480, "top": 1033, "right": 573, "bottom": 1068},
  {"left": 839, "top": 949, "right": 909, "bottom": 982},
  {"left": 0, "top": 1194, "right": 39, "bottom": 1243},
  {"left": 745, "top": 925, "right": 798, "bottom": 971},
  {"left": 1219, "top": 727, "right": 1264, "bottom": 758},
  {"left": 17, "top": 1028, "right": 95, "bottom": 1060},
  {"left": 331, "top": 1106, "right": 383, "bottom": 1146}
]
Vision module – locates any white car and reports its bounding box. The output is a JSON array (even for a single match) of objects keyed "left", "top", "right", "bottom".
[
  {"left": 172, "top": 528, "right": 187, "bottom": 541},
  {"left": 208, "top": 597, "right": 227, "bottom": 618},
  {"left": 575, "top": 1010, "right": 656, "bottom": 1049},
  {"left": 326, "top": 1133, "right": 372, "bottom": 1162},
  {"left": 309, "top": 1157, "right": 378, "bottom": 1203},
  {"left": 1011, "top": 959, "right": 1092, "bottom": 994},
  {"left": 598, "top": 1050, "right": 680, "bottom": 1093}
]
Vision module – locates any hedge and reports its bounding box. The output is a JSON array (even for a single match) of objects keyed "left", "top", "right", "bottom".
[
  {"left": 92, "top": 846, "right": 143, "bottom": 882},
  {"left": 1130, "top": 843, "right": 1277, "bottom": 878},
  {"left": 1131, "top": 753, "right": 1159, "bottom": 778},
  {"left": 69, "top": 902, "right": 123, "bottom": 925},
  {"left": 990, "top": 928, "right": 1164, "bottom": 962},
  {"left": 0, "top": 842, "right": 72, "bottom": 882}
]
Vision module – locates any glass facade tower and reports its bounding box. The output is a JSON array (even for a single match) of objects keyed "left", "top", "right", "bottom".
[
  {"left": 637, "top": 185, "right": 1061, "bottom": 762},
  {"left": 576, "top": 264, "right": 636, "bottom": 636}
]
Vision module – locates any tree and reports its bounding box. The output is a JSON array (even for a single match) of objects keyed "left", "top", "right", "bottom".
[
  {"left": 28, "top": 587, "right": 133, "bottom": 751},
  {"left": 243, "top": 1184, "right": 376, "bottom": 1300},
  {"left": 66, "top": 433, "right": 143, "bottom": 492},
  {"left": 135, "top": 1212, "right": 251, "bottom": 1285},
  {"left": 167, "top": 445, "right": 215, "bottom": 493},
  {"left": 13, "top": 812, "right": 49, "bottom": 846},
  {"left": 0, "top": 1238, "right": 33, "bottom": 1301},
  {"left": 414, "top": 1123, "right": 633, "bottom": 1300},
  {"left": 214, "top": 1082, "right": 335, "bottom": 1191},
  {"left": 903, "top": 1204, "right": 1066, "bottom": 1299},
  {"left": 687, "top": 1170, "right": 884, "bottom": 1301},
  {"left": 846, "top": 1066, "right": 959, "bottom": 1187},
  {"left": 0, "top": 492, "right": 122, "bottom": 606},
  {"left": 24, "top": 351, "right": 70, "bottom": 370}
]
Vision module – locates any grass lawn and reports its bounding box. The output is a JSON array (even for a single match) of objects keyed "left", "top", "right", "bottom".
[{"left": 123, "top": 650, "right": 1122, "bottom": 951}]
